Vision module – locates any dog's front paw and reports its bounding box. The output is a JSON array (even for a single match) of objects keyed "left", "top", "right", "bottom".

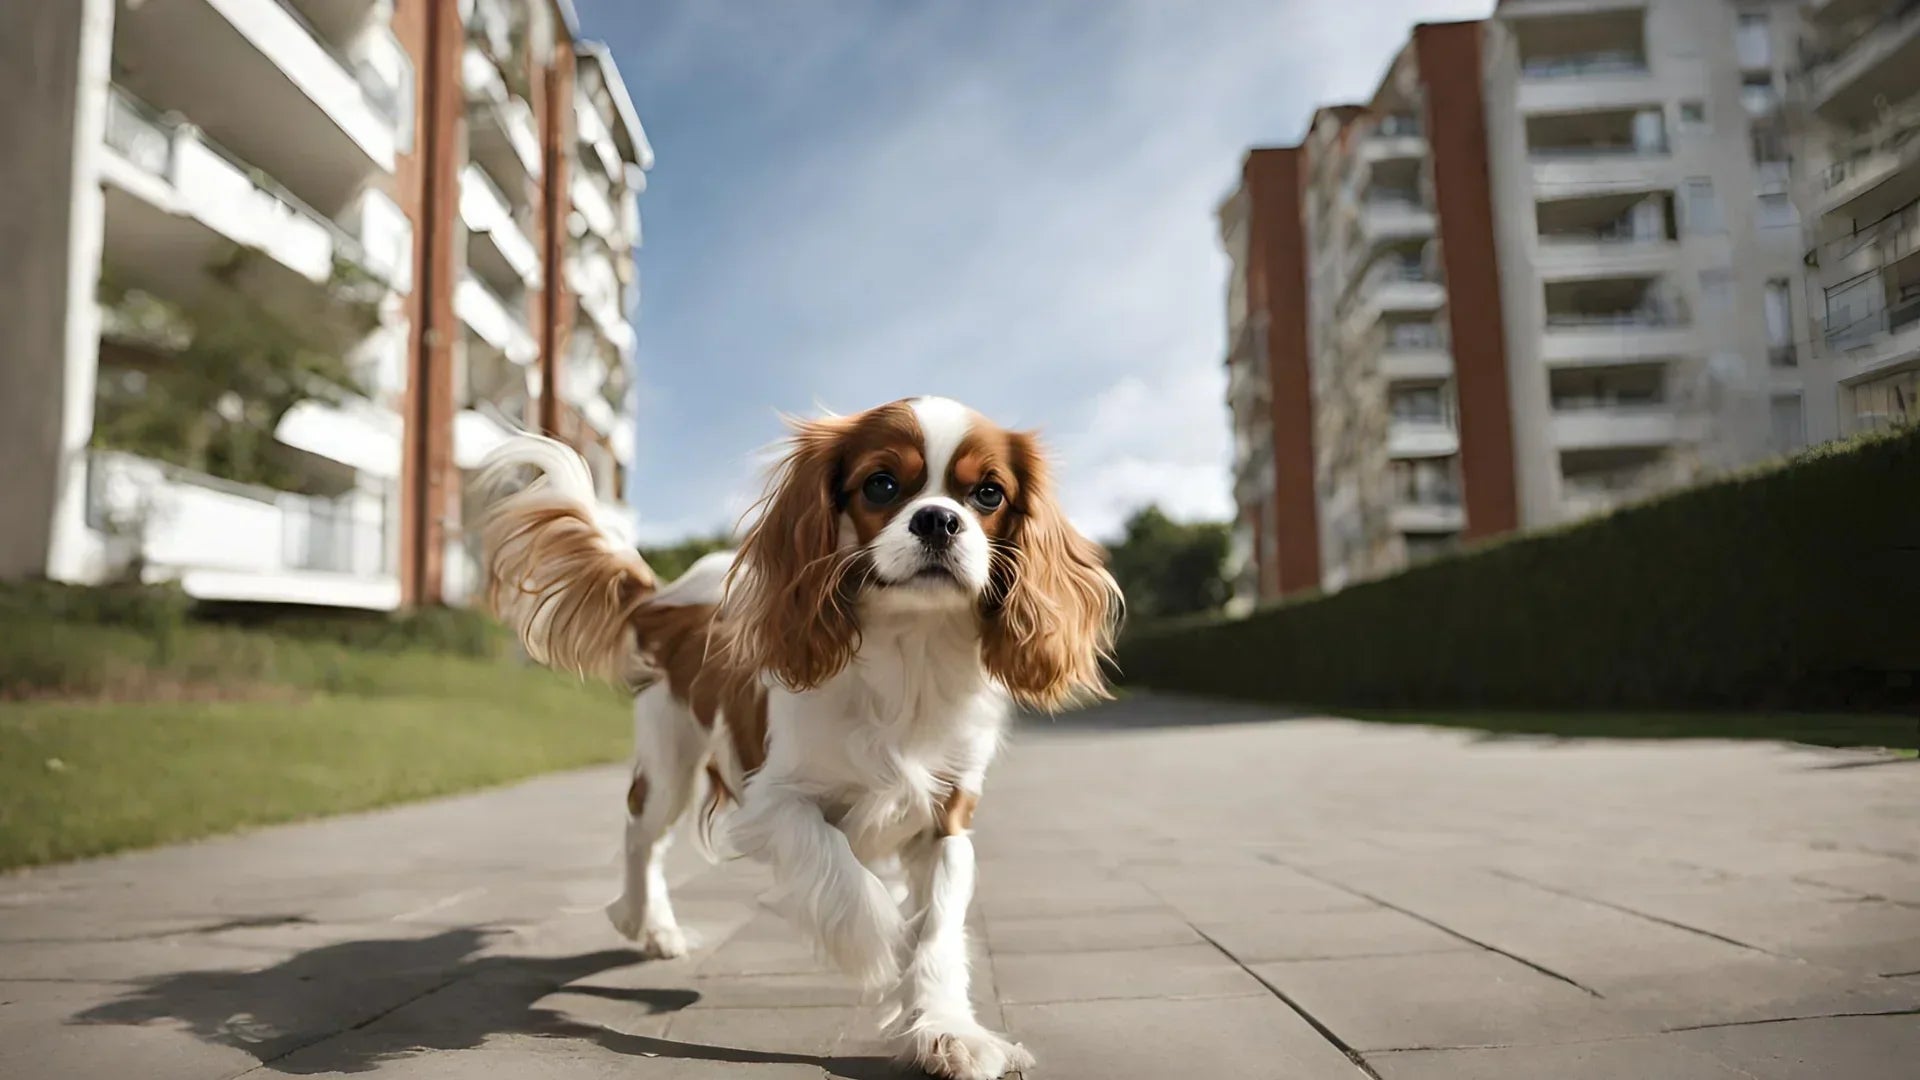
[
  {"left": 605, "top": 897, "right": 690, "bottom": 959},
  {"left": 909, "top": 1021, "right": 1034, "bottom": 1080}
]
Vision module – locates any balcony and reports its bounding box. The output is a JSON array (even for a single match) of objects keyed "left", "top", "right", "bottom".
[
  {"left": 1550, "top": 406, "right": 1700, "bottom": 451},
  {"left": 1534, "top": 234, "right": 1678, "bottom": 281},
  {"left": 571, "top": 169, "right": 623, "bottom": 245},
  {"left": 1359, "top": 259, "right": 1447, "bottom": 317},
  {"left": 1361, "top": 116, "right": 1425, "bottom": 166},
  {"left": 567, "top": 244, "right": 636, "bottom": 355},
  {"left": 455, "top": 273, "right": 537, "bottom": 365},
  {"left": 1819, "top": 122, "right": 1920, "bottom": 223},
  {"left": 1518, "top": 53, "right": 1654, "bottom": 115},
  {"left": 1357, "top": 194, "right": 1436, "bottom": 247},
  {"left": 462, "top": 0, "right": 516, "bottom": 66},
  {"left": 461, "top": 163, "right": 542, "bottom": 289},
  {"left": 1527, "top": 108, "right": 1671, "bottom": 196},
  {"left": 86, "top": 451, "right": 399, "bottom": 609},
  {"left": 1391, "top": 501, "right": 1465, "bottom": 534},
  {"left": 1388, "top": 419, "right": 1459, "bottom": 459},
  {"left": 1825, "top": 294, "right": 1920, "bottom": 380},
  {"left": 112, "top": 0, "right": 408, "bottom": 210},
  {"left": 463, "top": 45, "right": 543, "bottom": 198},
  {"left": 1809, "top": 0, "right": 1920, "bottom": 125},
  {"left": 1559, "top": 446, "right": 1671, "bottom": 518},
  {"left": 575, "top": 86, "right": 632, "bottom": 191},
  {"left": 1380, "top": 323, "right": 1452, "bottom": 382},
  {"left": 1541, "top": 317, "right": 1694, "bottom": 367},
  {"left": 99, "top": 85, "right": 407, "bottom": 300}
]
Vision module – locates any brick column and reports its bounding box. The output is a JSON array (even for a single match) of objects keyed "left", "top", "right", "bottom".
[{"left": 395, "top": 0, "right": 464, "bottom": 606}]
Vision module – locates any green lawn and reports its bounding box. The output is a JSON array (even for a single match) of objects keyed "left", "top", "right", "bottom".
[{"left": 0, "top": 610, "right": 630, "bottom": 871}]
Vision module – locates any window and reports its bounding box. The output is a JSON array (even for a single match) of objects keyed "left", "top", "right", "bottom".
[
  {"left": 1735, "top": 12, "right": 1773, "bottom": 71},
  {"left": 1765, "top": 278, "right": 1796, "bottom": 366},
  {"left": 1685, "top": 179, "right": 1725, "bottom": 234},
  {"left": 1849, "top": 369, "right": 1919, "bottom": 432},
  {"left": 1749, "top": 122, "right": 1788, "bottom": 168},
  {"left": 1633, "top": 109, "right": 1669, "bottom": 153},
  {"left": 1391, "top": 459, "right": 1461, "bottom": 506},
  {"left": 1741, "top": 74, "right": 1779, "bottom": 117},
  {"left": 1825, "top": 277, "right": 1886, "bottom": 349},
  {"left": 1770, "top": 395, "right": 1805, "bottom": 453},
  {"left": 1390, "top": 385, "right": 1450, "bottom": 425},
  {"left": 1757, "top": 193, "right": 1798, "bottom": 230},
  {"left": 1679, "top": 101, "right": 1708, "bottom": 129}
]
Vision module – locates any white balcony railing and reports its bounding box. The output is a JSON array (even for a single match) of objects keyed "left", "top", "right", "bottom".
[
  {"left": 1550, "top": 406, "right": 1696, "bottom": 450},
  {"left": 571, "top": 169, "right": 621, "bottom": 244},
  {"left": 1545, "top": 308, "right": 1686, "bottom": 330},
  {"left": 1522, "top": 53, "right": 1649, "bottom": 80},
  {"left": 1809, "top": 0, "right": 1920, "bottom": 116},
  {"left": 460, "top": 163, "right": 542, "bottom": 284},
  {"left": 103, "top": 85, "right": 407, "bottom": 291},
  {"left": 266, "top": 0, "right": 410, "bottom": 132},
  {"left": 86, "top": 451, "right": 395, "bottom": 589},
  {"left": 1388, "top": 419, "right": 1459, "bottom": 459},
  {"left": 455, "top": 272, "right": 537, "bottom": 363}
]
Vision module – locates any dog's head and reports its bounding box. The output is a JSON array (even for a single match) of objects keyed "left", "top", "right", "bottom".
[{"left": 724, "top": 396, "right": 1121, "bottom": 710}]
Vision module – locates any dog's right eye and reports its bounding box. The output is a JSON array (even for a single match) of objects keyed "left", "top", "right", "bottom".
[{"left": 862, "top": 472, "right": 901, "bottom": 506}]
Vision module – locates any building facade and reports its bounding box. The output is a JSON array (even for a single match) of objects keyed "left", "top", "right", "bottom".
[
  {"left": 1796, "top": 0, "right": 1920, "bottom": 438},
  {"left": 1225, "top": 3, "right": 1825, "bottom": 605},
  {"left": 0, "top": 0, "right": 647, "bottom": 610}
]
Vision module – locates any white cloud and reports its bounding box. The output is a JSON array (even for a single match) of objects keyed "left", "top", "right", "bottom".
[{"left": 608, "top": 0, "right": 1495, "bottom": 542}]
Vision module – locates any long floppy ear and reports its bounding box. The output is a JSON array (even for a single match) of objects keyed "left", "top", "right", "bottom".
[
  {"left": 980, "top": 433, "right": 1124, "bottom": 712},
  {"left": 722, "top": 415, "right": 863, "bottom": 691}
]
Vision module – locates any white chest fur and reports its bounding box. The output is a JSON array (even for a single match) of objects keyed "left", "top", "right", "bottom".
[{"left": 757, "top": 608, "right": 1009, "bottom": 864}]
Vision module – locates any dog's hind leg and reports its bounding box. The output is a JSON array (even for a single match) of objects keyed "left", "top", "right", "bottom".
[{"left": 606, "top": 684, "right": 705, "bottom": 958}]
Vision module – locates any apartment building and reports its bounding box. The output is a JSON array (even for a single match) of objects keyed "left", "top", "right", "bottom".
[
  {"left": 1486, "top": 0, "right": 1810, "bottom": 526},
  {"left": 1796, "top": 0, "right": 1920, "bottom": 437},
  {"left": 1224, "top": 3, "right": 1816, "bottom": 604},
  {"left": 0, "top": 0, "right": 648, "bottom": 610}
]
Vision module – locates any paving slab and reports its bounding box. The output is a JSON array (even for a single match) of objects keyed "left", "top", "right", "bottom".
[
  {"left": 4, "top": 694, "right": 1916, "bottom": 1077},
  {"left": 992, "top": 943, "right": 1265, "bottom": 1005},
  {"left": 1369, "top": 1036, "right": 1756, "bottom": 1080},
  {"left": 1250, "top": 949, "right": 1642, "bottom": 1051},
  {"left": 1001, "top": 994, "right": 1359, "bottom": 1080},
  {"left": 982, "top": 909, "right": 1205, "bottom": 955},
  {"left": 1195, "top": 906, "right": 1472, "bottom": 962}
]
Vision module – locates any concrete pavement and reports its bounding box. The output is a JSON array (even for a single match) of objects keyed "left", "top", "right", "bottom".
[{"left": 3, "top": 695, "right": 1918, "bottom": 1078}]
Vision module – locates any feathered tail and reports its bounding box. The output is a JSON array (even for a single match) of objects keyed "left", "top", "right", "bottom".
[{"left": 472, "top": 434, "right": 658, "bottom": 683}]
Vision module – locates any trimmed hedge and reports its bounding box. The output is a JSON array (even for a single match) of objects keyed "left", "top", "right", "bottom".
[{"left": 1117, "top": 430, "right": 1920, "bottom": 713}]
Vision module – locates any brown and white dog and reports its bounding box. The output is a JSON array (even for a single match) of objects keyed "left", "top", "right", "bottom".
[{"left": 473, "top": 396, "right": 1121, "bottom": 1080}]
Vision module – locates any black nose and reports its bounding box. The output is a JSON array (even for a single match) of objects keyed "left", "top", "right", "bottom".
[{"left": 908, "top": 505, "right": 964, "bottom": 546}]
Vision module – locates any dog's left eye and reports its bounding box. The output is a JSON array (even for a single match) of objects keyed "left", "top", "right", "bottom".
[
  {"left": 970, "top": 483, "right": 1005, "bottom": 512},
  {"left": 862, "top": 472, "right": 901, "bottom": 505}
]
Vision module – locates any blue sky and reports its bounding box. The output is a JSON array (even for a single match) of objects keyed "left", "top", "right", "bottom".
[{"left": 576, "top": 0, "right": 1494, "bottom": 543}]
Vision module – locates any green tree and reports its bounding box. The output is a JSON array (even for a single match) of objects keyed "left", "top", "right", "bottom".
[
  {"left": 1106, "top": 506, "right": 1231, "bottom": 621},
  {"left": 640, "top": 532, "right": 735, "bottom": 582},
  {"left": 91, "top": 252, "right": 377, "bottom": 490}
]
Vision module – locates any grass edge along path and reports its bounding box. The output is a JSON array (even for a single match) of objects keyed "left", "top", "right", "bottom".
[{"left": 1, "top": 615, "right": 630, "bottom": 872}]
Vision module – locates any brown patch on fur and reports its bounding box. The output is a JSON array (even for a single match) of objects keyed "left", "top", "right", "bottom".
[
  {"left": 626, "top": 772, "right": 649, "bottom": 817},
  {"left": 723, "top": 401, "right": 927, "bottom": 691},
  {"left": 977, "top": 431, "right": 1124, "bottom": 712},
  {"left": 629, "top": 601, "right": 770, "bottom": 775},
  {"left": 937, "top": 787, "right": 979, "bottom": 837},
  {"left": 947, "top": 420, "right": 1022, "bottom": 542}
]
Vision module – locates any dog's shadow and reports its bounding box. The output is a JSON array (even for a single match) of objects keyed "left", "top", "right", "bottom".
[{"left": 69, "top": 924, "right": 919, "bottom": 1079}]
